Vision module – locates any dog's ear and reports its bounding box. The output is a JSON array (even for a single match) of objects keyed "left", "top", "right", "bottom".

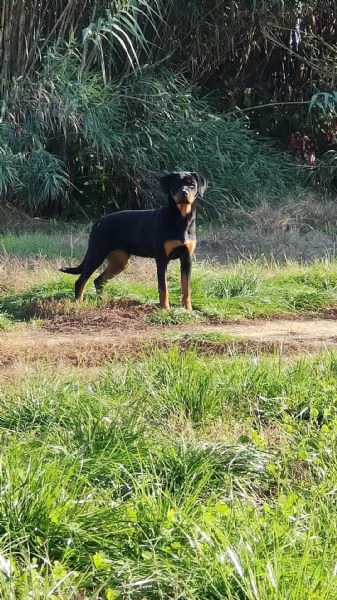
[
  {"left": 160, "top": 173, "right": 176, "bottom": 195},
  {"left": 192, "top": 173, "right": 208, "bottom": 197}
]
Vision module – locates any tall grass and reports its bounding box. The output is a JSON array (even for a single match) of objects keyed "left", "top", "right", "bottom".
[
  {"left": 1, "top": 0, "right": 337, "bottom": 216},
  {"left": 0, "top": 350, "right": 337, "bottom": 597},
  {"left": 1, "top": 51, "right": 303, "bottom": 216}
]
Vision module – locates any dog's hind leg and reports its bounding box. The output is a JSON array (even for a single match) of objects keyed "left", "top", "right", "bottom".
[
  {"left": 94, "top": 250, "right": 130, "bottom": 296},
  {"left": 74, "top": 254, "right": 106, "bottom": 301}
]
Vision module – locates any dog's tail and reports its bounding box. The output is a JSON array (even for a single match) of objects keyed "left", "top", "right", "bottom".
[
  {"left": 59, "top": 265, "right": 82, "bottom": 275},
  {"left": 59, "top": 253, "right": 87, "bottom": 275}
]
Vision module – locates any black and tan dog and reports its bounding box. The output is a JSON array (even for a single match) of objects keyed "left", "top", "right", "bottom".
[{"left": 60, "top": 171, "right": 208, "bottom": 309}]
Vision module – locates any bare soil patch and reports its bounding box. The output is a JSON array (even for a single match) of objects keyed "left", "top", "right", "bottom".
[{"left": 22, "top": 297, "right": 154, "bottom": 332}]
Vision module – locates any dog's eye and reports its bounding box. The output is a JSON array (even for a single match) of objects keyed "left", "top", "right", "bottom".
[{"left": 186, "top": 180, "right": 195, "bottom": 187}]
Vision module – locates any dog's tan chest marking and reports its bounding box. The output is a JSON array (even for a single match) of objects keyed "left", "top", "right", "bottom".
[
  {"left": 177, "top": 203, "right": 192, "bottom": 217},
  {"left": 164, "top": 239, "right": 196, "bottom": 257}
]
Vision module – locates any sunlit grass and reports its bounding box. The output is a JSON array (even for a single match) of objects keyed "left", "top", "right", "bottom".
[
  {"left": 0, "top": 228, "right": 89, "bottom": 258},
  {"left": 0, "top": 350, "right": 337, "bottom": 598},
  {"left": 1, "top": 232, "right": 337, "bottom": 596},
  {"left": 1, "top": 253, "right": 337, "bottom": 324}
]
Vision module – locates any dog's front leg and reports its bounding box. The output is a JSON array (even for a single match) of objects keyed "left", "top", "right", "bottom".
[
  {"left": 180, "top": 254, "right": 192, "bottom": 310},
  {"left": 156, "top": 258, "right": 170, "bottom": 309}
]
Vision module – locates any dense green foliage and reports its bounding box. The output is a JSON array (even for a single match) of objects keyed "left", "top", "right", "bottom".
[
  {"left": 1, "top": 0, "right": 336, "bottom": 216},
  {"left": 0, "top": 52, "right": 302, "bottom": 217}
]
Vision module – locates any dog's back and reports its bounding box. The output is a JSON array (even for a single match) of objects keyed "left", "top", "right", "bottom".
[{"left": 90, "top": 208, "right": 162, "bottom": 258}]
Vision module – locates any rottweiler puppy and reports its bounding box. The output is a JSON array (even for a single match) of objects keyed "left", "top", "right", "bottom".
[{"left": 60, "top": 171, "right": 208, "bottom": 309}]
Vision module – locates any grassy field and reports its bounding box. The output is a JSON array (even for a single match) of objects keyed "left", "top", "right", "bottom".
[
  {"left": 1, "top": 350, "right": 337, "bottom": 598},
  {"left": 1, "top": 227, "right": 337, "bottom": 325},
  {"left": 2, "top": 258, "right": 337, "bottom": 327},
  {"left": 0, "top": 223, "right": 337, "bottom": 598}
]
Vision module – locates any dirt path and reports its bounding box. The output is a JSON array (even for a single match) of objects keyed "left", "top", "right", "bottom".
[
  {"left": 210, "top": 318, "right": 337, "bottom": 347},
  {"left": 1, "top": 309, "right": 337, "bottom": 369}
]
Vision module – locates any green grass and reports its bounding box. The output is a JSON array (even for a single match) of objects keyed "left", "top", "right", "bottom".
[
  {"left": 188, "top": 261, "right": 337, "bottom": 318},
  {"left": 146, "top": 307, "right": 205, "bottom": 325},
  {"left": 0, "top": 230, "right": 87, "bottom": 260},
  {"left": 1, "top": 349, "right": 337, "bottom": 598},
  {"left": 1, "top": 229, "right": 337, "bottom": 321},
  {"left": 1, "top": 257, "right": 337, "bottom": 324},
  {"left": 1, "top": 232, "right": 337, "bottom": 597},
  {"left": 0, "top": 312, "right": 16, "bottom": 331}
]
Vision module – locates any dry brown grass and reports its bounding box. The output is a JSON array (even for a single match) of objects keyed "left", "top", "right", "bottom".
[
  {"left": 0, "top": 255, "right": 158, "bottom": 296},
  {"left": 0, "top": 256, "right": 59, "bottom": 293},
  {"left": 161, "top": 410, "right": 291, "bottom": 451},
  {"left": 198, "top": 192, "right": 337, "bottom": 263}
]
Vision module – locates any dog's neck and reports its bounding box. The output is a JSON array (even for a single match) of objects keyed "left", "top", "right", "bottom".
[{"left": 167, "top": 196, "right": 197, "bottom": 237}]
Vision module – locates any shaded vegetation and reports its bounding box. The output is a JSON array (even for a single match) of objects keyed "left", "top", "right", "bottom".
[
  {"left": 1, "top": 0, "right": 337, "bottom": 217},
  {"left": 0, "top": 51, "right": 303, "bottom": 218}
]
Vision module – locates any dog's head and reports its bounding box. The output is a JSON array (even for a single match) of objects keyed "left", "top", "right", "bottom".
[{"left": 160, "top": 171, "right": 208, "bottom": 217}]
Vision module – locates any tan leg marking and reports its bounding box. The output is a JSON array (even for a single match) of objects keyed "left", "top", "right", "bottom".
[
  {"left": 106, "top": 250, "right": 130, "bottom": 274},
  {"left": 76, "top": 278, "right": 87, "bottom": 302},
  {"left": 159, "top": 290, "right": 170, "bottom": 309},
  {"left": 95, "top": 250, "right": 130, "bottom": 293},
  {"left": 184, "top": 240, "right": 196, "bottom": 256}
]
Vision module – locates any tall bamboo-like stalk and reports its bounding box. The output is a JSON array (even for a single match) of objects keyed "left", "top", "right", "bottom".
[
  {"left": 1, "top": 1, "right": 336, "bottom": 101},
  {"left": 0, "top": 1, "right": 85, "bottom": 95},
  {"left": 0, "top": 0, "right": 336, "bottom": 215},
  {"left": 0, "top": 0, "right": 162, "bottom": 99}
]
